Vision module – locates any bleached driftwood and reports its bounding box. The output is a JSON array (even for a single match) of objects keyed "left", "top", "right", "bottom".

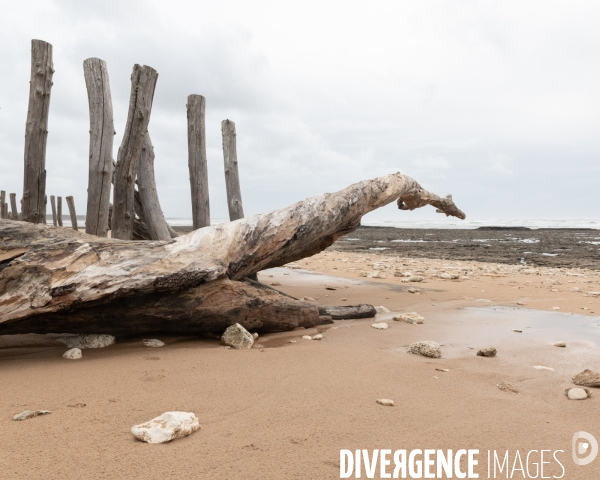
[{"left": 0, "top": 173, "right": 464, "bottom": 335}]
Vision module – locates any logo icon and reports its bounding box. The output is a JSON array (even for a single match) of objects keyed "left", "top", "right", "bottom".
[{"left": 572, "top": 431, "right": 598, "bottom": 466}]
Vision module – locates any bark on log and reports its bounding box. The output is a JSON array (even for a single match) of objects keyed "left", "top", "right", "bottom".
[
  {"left": 0, "top": 173, "right": 464, "bottom": 335},
  {"left": 0, "top": 191, "right": 5, "bottom": 219},
  {"left": 9, "top": 193, "right": 18, "bottom": 220},
  {"left": 65, "top": 196, "right": 78, "bottom": 231},
  {"left": 112, "top": 65, "right": 158, "bottom": 240},
  {"left": 22, "top": 40, "right": 53, "bottom": 224},
  {"left": 187, "top": 95, "right": 210, "bottom": 230},
  {"left": 319, "top": 304, "right": 377, "bottom": 320},
  {"left": 83, "top": 58, "right": 114, "bottom": 237},
  {"left": 56, "top": 196, "right": 63, "bottom": 226},
  {"left": 137, "top": 134, "right": 171, "bottom": 240},
  {"left": 222, "top": 119, "right": 245, "bottom": 221},
  {"left": 49, "top": 195, "right": 57, "bottom": 226}
]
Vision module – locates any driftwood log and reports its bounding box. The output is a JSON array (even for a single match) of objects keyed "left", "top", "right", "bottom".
[
  {"left": 187, "top": 95, "right": 210, "bottom": 230},
  {"left": 0, "top": 173, "right": 464, "bottom": 335}
]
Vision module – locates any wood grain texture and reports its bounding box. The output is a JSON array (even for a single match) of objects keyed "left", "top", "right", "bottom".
[
  {"left": 56, "top": 196, "right": 63, "bottom": 226},
  {"left": 187, "top": 95, "right": 210, "bottom": 229},
  {"left": 65, "top": 196, "right": 78, "bottom": 231},
  {"left": 137, "top": 134, "right": 171, "bottom": 240},
  {"left": 0, "top": 173, "right": 464, "bottom": 334},
  {"left": 50, "top": 195, "right": 57, "bottom": 226},
  {"left": 83, "top": 58, "right": 114, "bottom": 237},
  {"left": 22, "top": 40, "right": 53, "bottom": 224},
  {"left": 221, "top": 119, "right": 245, "bottom": 221},
  {"left": 9, "top": 193, "right": 18, "bottom": 220},
  {"left": 0, "top": 191, "right": 5, "bottom": 219},
  {"left": 112, "top": 64, "right": 158, "bottom": 240}
]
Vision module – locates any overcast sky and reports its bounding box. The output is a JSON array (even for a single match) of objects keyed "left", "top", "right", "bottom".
[{"left": 1, "top": 0, "right": 599, "bottom": 224}]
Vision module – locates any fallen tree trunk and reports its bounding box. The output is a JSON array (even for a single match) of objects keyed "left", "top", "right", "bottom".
[{"left": 0, "top": 173, "right": 464, "bottom": 335}]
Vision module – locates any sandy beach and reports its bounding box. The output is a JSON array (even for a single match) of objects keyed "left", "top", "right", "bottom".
[{"left": 1, "top": 249, "right": 599, "bottom": 479}]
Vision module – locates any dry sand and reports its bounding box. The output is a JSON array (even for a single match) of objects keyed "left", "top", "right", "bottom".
[{"left": 1, "top": 251, "right": 599, "bottom": 479}]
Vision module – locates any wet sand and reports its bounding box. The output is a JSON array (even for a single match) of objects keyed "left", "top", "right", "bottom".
[{"left": 1, "top": 254, "right": 599, "bottom": 478}]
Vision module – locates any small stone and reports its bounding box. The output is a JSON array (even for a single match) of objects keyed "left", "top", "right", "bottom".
[
  {"left": 252, "top": 333, "right": 259, "bottom": 340},
  {"left": 435, "top": 368, "right": 449, "bottom": 372},
  {"left": 497, "top": 382, "right": 519, "bottom": 394},
  {"left": 408, "top": 341, "right": 441, "bottom": 358},
  {"left": 477, "top": 347, "right": 497, "bottom": 357},
  {"left": 288, "top": 340, "right": 297, "bottom": 343},
  {"left": 375, "top": 306, "right": 390, "bottom": 314},
  {"left": 63, "top": 348, "right": 82, "bottom": 360},
  {"left": 302, "top": 297, "right": 316, "bottom": 302},
  {"left": 439, "top": 273, "right": 452, "bottom": 279},
  {"left": 476, "top": 299, "right": 492, "bottom": 303},
  {"left": 325, "top": 286, "right": 337, "bottom": 290},
  {"left": 393, "top": 312, "right": 424, "bottom": 324},
  {"left": 533, "top": 365, "right": 554, "bottom": 371},
  {"left": 143, "top": 339, "right": 165, "bottom": 348},
  {"left": 565, "top": 388, "right": 591, "bottom": 400},
  {"left": 221, "top": 323, "right": 254, "bottom": 349},
  {"left": 371, "top": 323, "right": 389, "bottom": 330},
  {"left": 341, "top": 297, "right": 347, "bottom": 301},
  {"left": 572, "top": 369, "right": 600, "bottom": 387},
  {"left": 553, "top": 341, "right": 566, "bottom": 347},
  {"left": 302, "top": 335, "right": 312, "bottom": 340},
  {"left": 56, "top": 334, "right": 115, "bottom": 349},
  {"left": 552, "top": 306, "right": 560, "bottom": 310},
  {"left": 512, "top": 329, "right": 523, "bottom": 333},
  {"left": 516, "top": 302, "right": 525, "bottom": 306},
  {"left": 407, "top": 288, "right": 419, "bottom": 294},
  {"left": 312, "top": 334, "right": 323, "bottom": 340},
  {"left": 376, "top": 399, "right": 394, "bottom": 406},
  {"left": 13, "top": 410, "right": 51, "bottom": 421},
  {"left": 131, "top": 412, "right": 200, "bottom": 444},
  {"left": 270, "top": 281, "right": 282, "bottom": 286}
]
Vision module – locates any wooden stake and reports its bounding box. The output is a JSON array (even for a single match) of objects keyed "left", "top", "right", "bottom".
[
  {"left": 57, "top": 196, "right": 63, "bottom": 226},
  {"left": 221, "top": 119, "right": 245, "bottom": 221},
  {"left": 65, "top": 196, "right": 78, "bottom": 231},
  {"left": 22, "top": 39, "right": 54, "bottom": 224},
  {"left": 0, "top": 191, "right": 5, "bottom": 219},
  {"left": 112, "top": 64, "right": 158, "bottom": 240},
  {"left": 50, "top": 195, "right": 57, "bottom": 226},
  {"left": 83, "top": 58, "right": 114, "bottom": 237},
  {"left": 187, "top": 95, "right": 210, "bottom": 229},
  {"left": 9, "top": 193, "right": 18, "bottom": 220},
  {"left": 137, "top": 134, "right": 171, "bottom": 240}
]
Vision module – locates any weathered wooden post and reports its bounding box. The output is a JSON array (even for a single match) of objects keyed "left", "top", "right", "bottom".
[
  {"left": 137, "top": 134, "right": 171, "bottom": 240},
  {"left": 221, "top": 119, "right": 245, "bottom": 221},
  {"left": 0, "top": 191, "right": 5, "bottom": 219},
  {"left": 9, "top": 193, "right": 19, "bottom": 220},
  {"left": 50, "top": 195, "right": 58, "bottom": 226},
  {"left": 57, "top": 196, "right": 63, "bottom": 226},
  {"left": 83, "top": 58, "right": 115, "bottom": 237},
  {"left": 44, "top": 195, "right": 47, "bottom": 224},
  {"left": 112, "top": 64, "right": 158, "bottom": 240},
  {"left": 65, "top": 196, "right": 78, "bottom": 231},
  {"left": 22, "top": 39, "right": 54, "bottom": 224},
  {"left": 187, "top": 95, "right": 210, "bottom": 229}
]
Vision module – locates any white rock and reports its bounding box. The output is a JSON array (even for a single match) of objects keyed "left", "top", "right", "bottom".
[
  {"left": 476, "top": 299, "right": 492, "bottom": 303},
  {"left": 533, "top": 365, "right": 554, "bottom": 371},
  {"left": 393, "top": 312, "right": 424, "bottom": 324},
  {"left": 56, "top": 334, "right": 115, "bottom": 349},
  {"left": 302, "top": 335, "right": 313, "bottom": 340},
  {"left": 252, "top": 333, "right": 259, "bottom": 340},
  {"left": 376, "top": 399, "right": 394, "bottom": 406},
  {"left": 371, "top": 323, "right": 389, "bottom": 330},
  {"left": 375, "top": 306, "right": 390, "bottom": 314},
  {"left": 566, "top": 388, "right": 589, "bottom": 400},
  {"left": 63, "top": 348, "right": 82, "bottom": 360},
  {"left": 439, "top": 273, "right": 452, "bottom": 279},
  {"left": 131, "top": 412, "right": 200, "bottom": 444},
  {"left": 13, "top": 410, "right": 51, "bottom": 421},
  {"left": 407, "top": 288, "right": 419, "bottom": 294},
  {"left": 552, "top": 306, "right": 560, "bottom": 310},
  {"left": 408, "top": 341, "right": 441, "bottom": 358},
  {"left": 312, "top": 334, "right": 323, "bottom": 340},
  {"left": 553, "top": 341, "right": 567, "bottom": 347},
  {"left": 143, "top": 339, "right": 165, "bottom": 348},
  {"left": 221, "top": 323, "right": 254, "bottom": 349}
]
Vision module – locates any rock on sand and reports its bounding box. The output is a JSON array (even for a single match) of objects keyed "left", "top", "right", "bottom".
[
  {"left": 476, "top": 347, "right": 497, "bottom": 357},
  {"left": 393, "top": 312, "right": 424, "bottom": 324},
  {"left": 375, "top": 306, "right": 390, "bottom": 314},
  {"left": 221, "top": 323, "right": 254, "bottom": 349},
  {"left": 565, "top": 388, "right": 591, "bottom": 400},
  {"left": 143, "top": 339, "right": 165, "bottom": 348},
  {"left": 13, "top": 410, "right": 51, "bottom": 421},
  {"left": 56, "top": 334, "right": 115, "bottom": 349},
  {"left": 63, "top": 348, "right": 82, "bottom": 360},
  {"left": 553, "top": 341, "right": 566, "bottom": 347},
  {"left": 371, "top": 323, "right": 389, "bottom": 330},
  {"left": 572, "top": 369, "right": 600, "bottom": 388},
  {"left": 408, "top": 341, "right": 441, "bottom": 358},
  {"left": 376, "top": 399, "right": 394, "bottom": 406},
  {"left": 131, "top": 412, "right": 200, "bottom": 444}
]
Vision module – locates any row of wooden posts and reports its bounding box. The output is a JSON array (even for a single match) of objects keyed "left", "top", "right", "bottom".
[{"left": 3, "top": 39, "right": 248, "bottom": 240}]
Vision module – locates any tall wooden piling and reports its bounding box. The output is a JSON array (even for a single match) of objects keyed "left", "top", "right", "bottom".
[
  {"left": 83, "top": 58, "right": 114, "bottom": 237},
  {"left": 57, "top": 196, "right": 63, "bottom": 226},
  {"left": 0, "top": 191, "right": 5, "bottom": 219},
  {"left": 187, "top": 95, "right": 210, "bottom": 229},
  {"left": 50, "top": 195, "right": 57, "bottom": 226},
  {"left": 221, "top": 119, "right": 245, "bottom": 221},
  {"left": 112, "top": 64, "right": 158, "bottom": 240},
  {"left": 22, "top": 39, "right": 54, "bottom": 224},
  {"left": 9, "top": 193, "right": 18, "bottom": 220},
  {"left": 66, "top": 196, "right": 78, "bottom": 231}
]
